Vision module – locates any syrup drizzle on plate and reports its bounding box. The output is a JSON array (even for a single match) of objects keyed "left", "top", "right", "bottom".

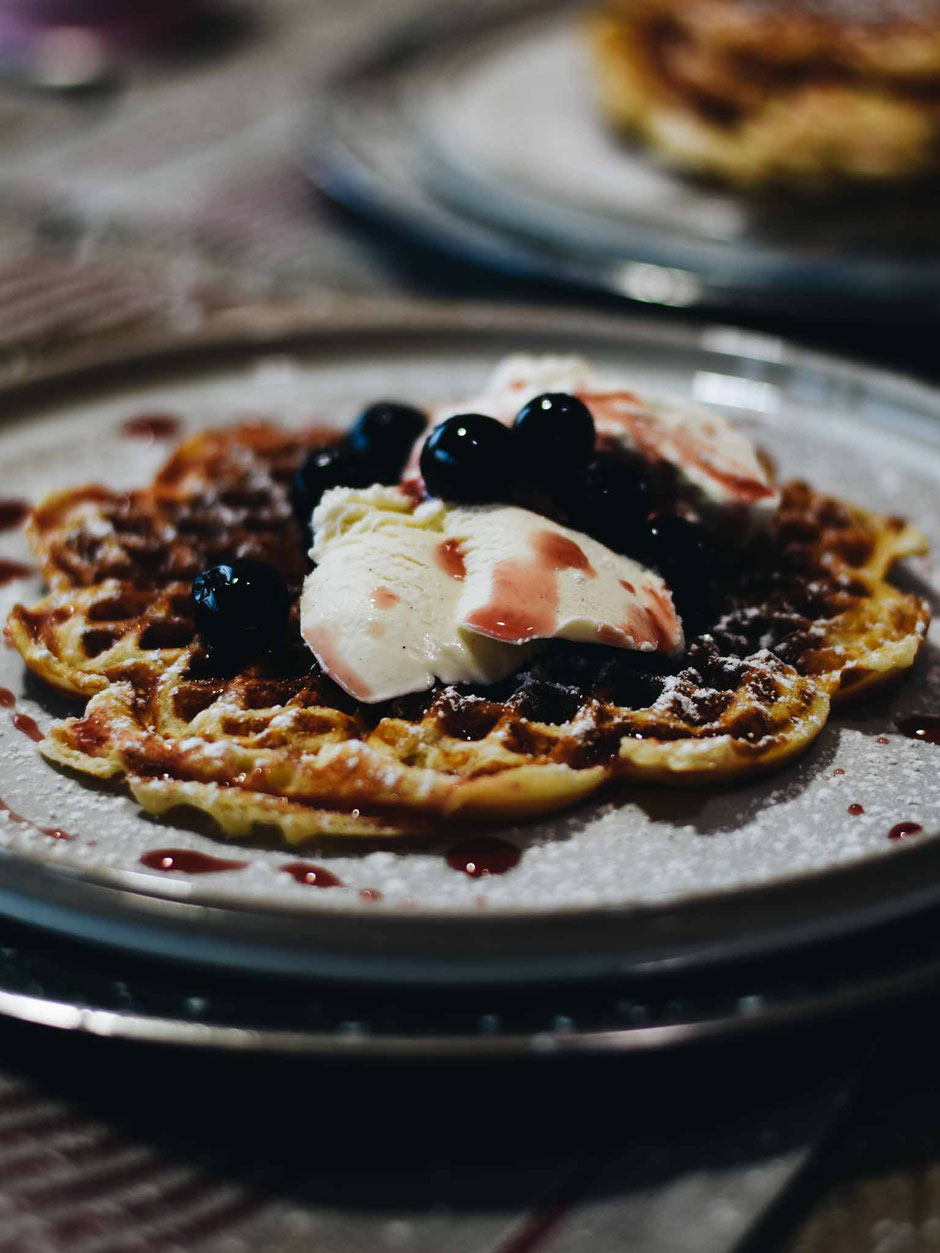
[
  {"left": 280, "top": 862, "right": 342, "bottom": 888},
  {"left": 888, "top": 822, "right": 923, "bottom": 841},
  {"left": 0, "top": 560, "right": 32, "bottom": 587},
  {"left": 446, "top": 836, "right": 522, "bottom": 878},
  {"left": 140, "top": 849, "right": 248, "bottom": 874},
  {"left": 120, "top": 414, "right": 181, "bottom": 440},
  {"left": 0, "top": 795, "right": 71, "bottom": 839},
  {"left": 11, "top": 713, "right": 42, "bottom": 742},
  {"left": 0, "top": 500, "right": 29, "bottom": 532},
  {"left": 896, "top": 715, "right": 940, "bottom": 745}
]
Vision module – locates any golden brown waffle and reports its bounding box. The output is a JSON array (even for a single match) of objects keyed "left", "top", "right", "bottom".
[
  {"left": 589, "top": 0, "right": 940, "bottom": 187},
  {"left": 5, "top": 426, "right": 929, "bottom": 843}
]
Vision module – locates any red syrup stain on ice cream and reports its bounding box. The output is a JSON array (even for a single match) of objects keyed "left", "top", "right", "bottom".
[
  {"left": 579, "top": 391, "right": 775, "bottom": 505},
  {"left": 370, "top": 586, "right": 398, "bottom": 611},
  {"left": 533, "top": 530, "right": 596, "bottom": 578},
  {"left": 280, "top": 862, "right": 342, "bottom": 888},
  {"left": 305, "top": 625, "right": 373, "bottom": 701},
  {"left": 435, "top": 538, "right": 466, "bottom": 581},
  {"left": 370, "top": 586, "right": 400, "bottom": 610},
  {"left": 896, "top": 715, "right": 940, "bottom": 745},
  {"left": 848, "top": 803, "right": 864, "bottom": 815},
  {"left": 141, "top": 849, "right": 248, "bottom": 874},
  {"left": 446, "top": 836, "right": 522, "bottom": 878},
  {"left": 463, "top": 529, "right": 597, "bottom": 644}
]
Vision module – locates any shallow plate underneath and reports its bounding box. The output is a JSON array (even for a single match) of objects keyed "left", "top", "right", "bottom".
[
  {"left": 0, "top": 900, "right": 937, "bottom": 1055},
  {"left": 0, "top": 301, "right": 939, "bottom": 983}
]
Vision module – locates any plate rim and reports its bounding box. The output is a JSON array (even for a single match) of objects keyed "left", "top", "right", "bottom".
[{"left": 1, "top": 296, "right": 939, "bottom": 984}]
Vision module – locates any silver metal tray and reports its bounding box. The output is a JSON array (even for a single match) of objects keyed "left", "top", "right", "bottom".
[{"left": 0, "top": 301, "right": 938, "bottom": 986}]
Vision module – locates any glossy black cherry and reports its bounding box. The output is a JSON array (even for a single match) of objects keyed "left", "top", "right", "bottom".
[
  {"left": 347, "top": 402, "right": 426, "bottom": 477},
  {"left": 420, "top": 414, "right": 517, "bottom": 504},
  {"left": 191, "top": 559, "right": 290, "bottom": 660},
  {"left": 289, "top": 443, "right": 375, "bottom": 533},
  {"left": 567, "top": 454, "right": 650, "bottom": 551},
  {"left": 513, "top": 392, "right": 595, "bottom": 482}
]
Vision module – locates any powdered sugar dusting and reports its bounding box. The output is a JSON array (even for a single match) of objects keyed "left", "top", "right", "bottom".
[{"left": 0, "top": 332, "right": 938, "bottom": 928}]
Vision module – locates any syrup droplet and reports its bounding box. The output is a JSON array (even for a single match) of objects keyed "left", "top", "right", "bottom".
[
  {"left": 848, "top": 803, "right": 864, "bottom": 815},
  {"left": 888, "top": 822, "right": 923, "bottom": 841},
  {"left": 533, "top": 530, "right": 596, "bottom": 578},
  {"left": 435, "top": 538, "right": 467, "bottom": 581},
  {"left": 140, "top": 849, "right": 248, "bottom": 874},
  {"left": 280, "top": 862, "right": 342, "bottom": 888},
  {"left": 0, "top": 500, "right": 29, "bottom": 532},
  {"left": 832, "top": 768, "right": 845, "bottom": 776},
  {"left": 896, "top": 715, "right": 940, "bottom": 746},
  {"left": 370, "top": 586, "right": 400, "bottom": 610},
  {"left": 446, "top": 836, "right": 522, "bottom": 878},
  {"left": 0, "top": 560, "right": 32, "bottom": 587},
  {"left": 0, "top": 688, "right": 14, "bottom": 709},
  {"left": 876, "top": 736, "right": 890, "bottom": 745},
  {"left": 0, "top": 795, "right": 71, "bottom": 839},
  {"left": 11, "top": 713, "right": 42, "bottom": 742},
  {"left": 359, "top": 887, "right": 382, "bottom": 902},
  {"left": 121, "top": 413, "right": 181, "bottom": 439}
]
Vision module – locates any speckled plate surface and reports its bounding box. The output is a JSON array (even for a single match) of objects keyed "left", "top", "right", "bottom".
[{"left": 0, "top": 301, "right": 938, "bottom": 985}]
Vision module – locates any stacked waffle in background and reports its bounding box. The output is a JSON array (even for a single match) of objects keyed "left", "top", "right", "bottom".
[{"left": 588, "top": 0, "right": 940, "bottom": 187}]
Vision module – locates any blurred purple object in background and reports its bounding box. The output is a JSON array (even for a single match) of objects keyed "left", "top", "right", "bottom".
[{"left": 0, "top": 0, "right": 209, "bottom": 53}]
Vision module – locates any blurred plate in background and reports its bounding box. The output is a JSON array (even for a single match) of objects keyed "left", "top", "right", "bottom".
[{"left": 304, "top": 1, "right": 940, "bottom": 320}]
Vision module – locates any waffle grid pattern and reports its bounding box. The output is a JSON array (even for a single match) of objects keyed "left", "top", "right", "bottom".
[{"left": 6, "top": 426, "right": 929, "bottom": 842}]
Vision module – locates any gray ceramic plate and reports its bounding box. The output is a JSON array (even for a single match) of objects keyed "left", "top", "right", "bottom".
[
  {"left": 0, "top": 301, "right": 939, "bottom": 986},
  {"left": 304, "top": 1, "right": 940, "bottom": 318}
]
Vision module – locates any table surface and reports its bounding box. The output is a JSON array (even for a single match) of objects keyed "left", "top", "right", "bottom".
[{"left": 0, "top": 1, "right": 937, "bottom": 1249}]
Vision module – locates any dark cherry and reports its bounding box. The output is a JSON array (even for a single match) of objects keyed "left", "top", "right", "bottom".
[
  {"left": 566, "top": 454, "right": 650, "bottom": 552},
  {"left": 289, "top": 444, "right": 375, "bottom": 533},
  {"left": 513, "top": 392, "right": 595, "bottom": 482},
  {"left": 643, "top": 514, "right": 726, "bottom": 632},
  {"left": 347, "top": 402, "right": 426, "bottom": 477},
  {"left": 419, "top": 414, "right": 517, "bottom": 504},
  {"left": 192, "top": 559, "right": 290, "bottom": 659}
]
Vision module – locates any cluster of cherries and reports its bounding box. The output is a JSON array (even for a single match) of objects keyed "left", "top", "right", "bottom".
[{"left": 193, "top": 395, "right": 723, "bottom": 661}]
